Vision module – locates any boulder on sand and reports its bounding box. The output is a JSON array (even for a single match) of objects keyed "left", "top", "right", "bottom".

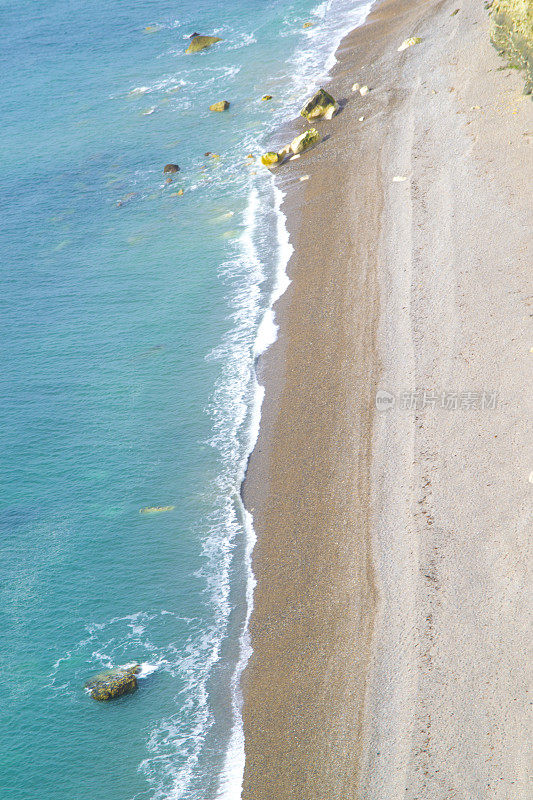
[
  {"left": 209, "top": 100, "right": 230, "bottom": 111},
  {"left": 289, "top": 127, "right": 321, "bottom": 154},
  {"left": 300, "top": 88, "right": 338, "bottom": 121},
  {"left": 397, "top": 36, "right": 422, "bottom": 51},
  {"left": 163, "top": 164, "right": 180, "bottom": 173},
  {"left": 260, "top": 128, "right": 321, "bottom": 168},
  {"left": 185, "top": 35, "right": 222, "bottom": 54},
  {"left": 85, "top": 664, "right": 141, "bottom": 701}
]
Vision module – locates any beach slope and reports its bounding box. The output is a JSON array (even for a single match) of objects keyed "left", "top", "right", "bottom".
[{"left": 242, "top": 0, "right": 532, "bottom": 797}]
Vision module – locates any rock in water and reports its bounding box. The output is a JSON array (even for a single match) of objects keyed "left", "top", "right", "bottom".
[
  {"left": 300, "top": 88, "right": 338, "bottom": 121},
  {"left": 85, "top": 665, "right": 140, "bottom": 701},
  {"left": 261, "top": 151, "right": 283, "bottom": 167},
  {"left": 163, "top": 164, "right": 180, "bottom": 173},
  {"left": 139, "top": 505, "right": 175, "bottom": 513},
  {"left": 289, "top": 127, "right": 321, "bottom": 154},
  {"left": 397, "top": 36, "right": 422, "bottom": 52},
  {"left": 209, "top": 100, "right": 230, "bottom": 111},
  {"left": 185, "top": 35, "right": 222, "bottom": 54}
]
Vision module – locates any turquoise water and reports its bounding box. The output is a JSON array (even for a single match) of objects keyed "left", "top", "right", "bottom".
[{"left": 0, "top": 1, "right": 371, "bottom": 798}]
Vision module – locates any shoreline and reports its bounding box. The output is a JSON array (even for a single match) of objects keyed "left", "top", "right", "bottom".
[{"left": 241, "top": 0, "right": 532, "bottom": 796}]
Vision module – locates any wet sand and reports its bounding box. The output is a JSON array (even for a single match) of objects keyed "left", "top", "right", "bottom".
[{"left": 242, "top": 0, "right": 532, "bottom": 797}]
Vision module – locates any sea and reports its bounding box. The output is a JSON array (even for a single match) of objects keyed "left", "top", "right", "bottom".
[{"left": 0, "top": 1, "right": 372, "bottom": 798}]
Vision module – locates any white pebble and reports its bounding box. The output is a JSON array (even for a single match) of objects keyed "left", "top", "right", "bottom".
[
  {"left": 359, "top": 116, "right": 365, "bottom": 121},
  {"left": 299, "top": 175, "right": 310, "bottom": 182},
  {"left": 351, "top": 82, "right": 360, "bottom": 92},
  {"left": 359, "top": 85, "right": 369, "bottom": 96},
  {"left": 392, "top": 175, "right": 408, "bottom": 182},
  {"left": 290, "top": 154, "right": 300, "bottom": 160}
]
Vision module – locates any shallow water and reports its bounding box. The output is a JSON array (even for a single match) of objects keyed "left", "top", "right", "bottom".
[{"left": 0, "top": 0, "right": 371, "bottom": 797}]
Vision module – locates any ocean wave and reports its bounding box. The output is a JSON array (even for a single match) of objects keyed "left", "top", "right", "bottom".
[
  {"left": 99, "top": 2, "right": 374, "bottom": 798},
  {"left": 46, "top": 611, "right": 195, "bottom": 699}
]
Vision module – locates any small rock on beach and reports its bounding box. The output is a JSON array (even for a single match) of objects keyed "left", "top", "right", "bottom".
[
  {"left": 398, "top": 36, "right": 422, "bottom": 52},
  {"left": 300, "top": 88, "right": 338, "bottom": 121}
]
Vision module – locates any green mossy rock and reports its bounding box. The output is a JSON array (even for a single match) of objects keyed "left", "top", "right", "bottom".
[
  {"left": 289, "top": 128, "right": 321, "bottom": 154},
  {"left": 209, "top": 100, "right": 230, "bottom": 111},
  {"left": 185, "top": 35, "right": 222, "bottom": 54},
  {"left": 300, "top": 88, "right": 338, "bottom": 121},
  {"left": 85, "top": 665, "right": 140, "bottom": 701},
  {"left": 261, "top": 151, "right": 282, "bottom": 167},
  {"left": 490, "top": 0, "right": 533, "bottom": 94}
]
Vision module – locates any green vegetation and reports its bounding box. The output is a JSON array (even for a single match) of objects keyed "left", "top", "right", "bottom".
[{"left": 490, "top": 0, "right": 533, "bottom": 93}]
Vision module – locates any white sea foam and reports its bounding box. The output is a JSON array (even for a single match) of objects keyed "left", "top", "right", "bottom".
[
  {"left": 216, "top": 179, "right": 293, "bottom": 800},
  {"left": 214, "top": 3, "right": 373, "bottom": 797},
  {"left": 94, "top": 2, "right": 376, "bottom": 798},
  {"left": 137, "top": 661, "right": 163, "bottom": 678}
]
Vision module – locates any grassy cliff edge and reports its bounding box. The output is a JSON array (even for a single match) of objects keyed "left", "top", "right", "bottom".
[{"left": 490, "top": 0, "right": 533, "bottom": 93}]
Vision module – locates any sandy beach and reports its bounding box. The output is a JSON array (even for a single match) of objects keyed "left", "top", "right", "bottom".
[{"left": 242, "top": 0, "right": 532, "bottom": 797}]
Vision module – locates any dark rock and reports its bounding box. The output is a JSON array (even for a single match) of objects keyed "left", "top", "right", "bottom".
[
  {"left": 85, "top": 664, "right": 140, "bottom": 701},
  {"left": 300, "top": 88, "right": 338, "bottom": 121},
  {"left": 163, "top": 164, "right": 180, "bottom": 173}
]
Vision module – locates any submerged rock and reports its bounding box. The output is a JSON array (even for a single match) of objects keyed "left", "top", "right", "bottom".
[
  {"left": 163, "top": 164, "right": 180, "bottom": 173},
  {"left": 116, "top": 192, "right": 137, "bottom": 207},
  {"left": 185, "top": 35, "right": 222, "bottom": 54},
  {"left": 85, "top": 665, "right": 140, "bottom": 701},
  {"left": 139, "top": 505, "right": 175, "bottom": 514},
  {"left": 209, "top": 100, "right": 230, "bottom": 111},
  {"left": 300, "top": 88, "right": 338, "bottom": 121},
  {"left": 289, "top": 127, "right": 321, "bottom": 154},
  {"left": 397, "top": 36, "right": 422, "bottom": 51}
]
